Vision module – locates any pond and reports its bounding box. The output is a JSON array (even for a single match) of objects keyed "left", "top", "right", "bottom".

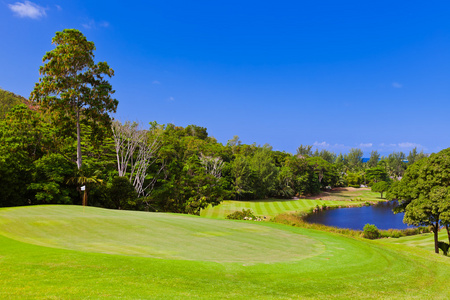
[{"left": 304, "top": 200, "right": 412, "bottom": 230}]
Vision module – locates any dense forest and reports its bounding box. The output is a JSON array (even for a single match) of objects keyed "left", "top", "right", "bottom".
[{"left": 0, "top": 86, "right": 427, "bottom": 215}]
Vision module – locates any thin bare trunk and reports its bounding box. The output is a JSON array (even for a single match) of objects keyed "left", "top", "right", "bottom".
[
  {"left": 76, "top": 107, "right": 82, "bottom": 170},
  {"left": 111, "top": 120, "right": 162, "bottom": 198}
]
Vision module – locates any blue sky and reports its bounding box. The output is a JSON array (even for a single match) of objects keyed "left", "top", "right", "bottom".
[{"left": 1, "top": 1, "right": 450, "bottom": 156}]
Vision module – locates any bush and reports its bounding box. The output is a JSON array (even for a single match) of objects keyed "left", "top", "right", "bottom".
[
  {"left": 226, "top": 209, "right": 257, "bottom": 220},
  {"left": 108, "top": 176, "right": 138, "bottom": 210},
  {"left": 363, "top": 224, "right": 380, "bottom": 239}
]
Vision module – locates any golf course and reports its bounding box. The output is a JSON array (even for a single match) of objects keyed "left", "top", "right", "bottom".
[{"left": 1, "top": 204, "right": 449, "bottom": 299}]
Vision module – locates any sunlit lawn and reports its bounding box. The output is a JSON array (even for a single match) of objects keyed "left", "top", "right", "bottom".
[{"left": 0, "top": 205, "right": 449, "bottom": 299}]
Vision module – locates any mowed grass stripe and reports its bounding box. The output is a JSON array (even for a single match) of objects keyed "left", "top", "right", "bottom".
[
  {"left": 0, "top": 205, "right": 321, "bottom": 263},
  {"left": 201, "top": 198, "right": 363, "bottom": 219}
]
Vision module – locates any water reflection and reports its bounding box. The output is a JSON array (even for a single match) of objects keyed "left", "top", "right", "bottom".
[{"left": 304, "top": 200, "right": 412, "bottom": 230}]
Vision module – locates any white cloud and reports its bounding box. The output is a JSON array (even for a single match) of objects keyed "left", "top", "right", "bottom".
[
  {"left": 167, "top": 96, "right": 175, "bottom": 102},
  {"left": 379, "top": 142, "right": 426, "bottom": 151},
  {"left": 392, "top": 82, "right": 403, "bottom": 88},
  {"left": 8, "top": 1, "right": 46, "bottom": 19},
  {"left": 359, "top": 143, "right": 373, "bottom": 148},
  {"left": 82, "top": 20, "right": 95, "bottom": 29},
  {"left": 82, "top": 19, "right": 110, "bottom": 29},
  {"left": 398, "top": 142, "right": 423, "bottom": 149},
  {"left": 55, "top": 4, "right": 62, "bottom": 11},
  {"left": 313, "top": 141, "right": 330, "bottom": 147},
  {"left": 99, "top": 21, "right": 109, "bottom": 28},
  {"left": 152, "top": 80, "right": 161, "bottom": 85}
]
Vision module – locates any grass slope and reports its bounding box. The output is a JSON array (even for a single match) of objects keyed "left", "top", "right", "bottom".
[
  {"left": 0, "top": 205, "right": 449, "bottom": 299},
  {"left": 0, "top": 205, "right": 321, "bottom": 263}
]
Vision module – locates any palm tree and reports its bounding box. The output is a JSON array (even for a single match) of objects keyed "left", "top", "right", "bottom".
[{"left": 67, "top": 164, "right": 103, "bottom": 206}]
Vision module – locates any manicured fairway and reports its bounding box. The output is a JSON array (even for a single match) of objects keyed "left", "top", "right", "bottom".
[
  {"left": 0, "top": 205, "right": 449, "bottom": 299},
  {"left": 200, "top": 198, "right": 364, "bottom": 219},
  {"left": 200, "top": 188, "right": 381, "bottom": 219},
  {"left": 0, "top": 206, "right": 321, "bottom": 263}
]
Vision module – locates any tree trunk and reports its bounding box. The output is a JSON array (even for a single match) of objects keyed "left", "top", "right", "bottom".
[
  {"left": 433, "top": 223, "right": 439, "bottom": 254},
  {"left": 446, "top": 224, "right": 450, "bottom": 245},
  {"left": 76, "top": 107, "right": 82, "bottom": 170}
]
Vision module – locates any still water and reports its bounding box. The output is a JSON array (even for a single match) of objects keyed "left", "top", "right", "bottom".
[{"left": 304, "top": 200, "right": 412, "bottom": 230}]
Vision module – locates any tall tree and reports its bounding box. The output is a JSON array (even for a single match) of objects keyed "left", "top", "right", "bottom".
[
  {"left": 389, "top": 149, "right": 450, "bottom": 254},
  {"left": 296, "top": 144, "right": 313, "bottom": 157},
  {"left": 346, "top": 148, "right": 363, "bottom": 171},
  {"left": 367, "top": 150, "right": 380, "bottom": 168},
  {"left": 31, "top": 29, "right": 118, "bottom": 170},
  {"left": 407, "top": 147, "right": 427, "bottom": 166}
]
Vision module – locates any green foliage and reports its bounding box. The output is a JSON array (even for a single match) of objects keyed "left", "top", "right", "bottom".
[
  {"left": 31, "top": 29, "right": 118, "bottom": 170},
  {"left": 108, "top": 176, "right": 139, "bottom": 210},
  {"left": 346, "top": 171, "right": 363, "bottom": 187},
  {"left": 312, "top": 149, "right": 337, "bottom": 164},
  {"left": 389, "top": 148, "right": 450, "bottom": 253},
  {"left": 367, "top": 150, "right": 380, "bottom": 168},
  {"left": 365, "top": 167, "right": 389, "bottom": 185},
  {"left": 307, "top": 156, "right": 339, "bottom": 188},
  {"left": 438, "top": 241, "right": 449, "bottom": 256},
  {"left": 28, "top": 154, "right": 75, "bottom": 204},
  {"left": 371, "top": 181, "right": 390, "bottom": 199},
  {"left": 363, "top": 224, "right": 380, "bottom": 239},
  {"left": 407, "top": 147, "right": 427, "bottom": 166},
  {"left": 0, "top": 88, "right": 29, "bottom": 119},
  {"left": 296, "top": 144, "right": 313, "bottom": 157},
  {"left": 346, "top": 148, "right": 363, "bottom": 171},
  {"left": 226, "top": 209, "right": 257, "bottom": 220}
]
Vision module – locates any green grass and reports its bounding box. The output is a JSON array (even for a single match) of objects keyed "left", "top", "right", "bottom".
[
  {"left": 380, "top": 230, "right": 449, "bottom": 252},
  {"left": 201, "top": 188, "right": 381, "bottom": 219},
  {"left": 1, "top": 205, "right": 449, "bottom": 299},
  {"left": 0, "top": 205, "right": 321, "bottom": 263}
]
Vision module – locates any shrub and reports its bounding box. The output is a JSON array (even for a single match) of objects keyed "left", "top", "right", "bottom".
[
  {"left": 226, "top": 209, "right": 257, "bottom": 220},
  {"left": 363, "top": 224, "right": 380, "bottom": 239},
  {"left": 108, "top": 176, "right": 138, "bottom": 210}
]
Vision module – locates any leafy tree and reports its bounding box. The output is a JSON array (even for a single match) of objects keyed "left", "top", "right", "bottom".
[
  {"left": 108, "top": 176, "right": 139, "bottom": 210},
  {"left": 231, "top": 155, "right": 255, "bottom": 199},
  {"left": 365, "top": 167, "right": 389, "bottom": 185},
  {"left": 307, "top": 157, "right": 339, "bottom": 188},
  {"left": 67, "top": 164, "right": 104, "bottom": 206},
  {"left": 296, "top": 144, "right": 313, "bottom": 157},
  {"left": 31, "top": 29, "right": 118, "bottom": 170},
  {"left": 312, "top": 149, "right": 337, "bottom": 164},
  {"left": 389, "top": 149, "right": 450, "bottom": 253},
  {"left": 248, "top": 146, "right": 278, "bottom": 198},
  {"left": 386, "top": 152, "right": 406, "bottom": 178},
  {"left": 346, "top": 171, "right": 363, "bottom": 188},
  {"left": 367, "top": 150, "right": 380, "bottom": 168},
  {"left": 371, "top": 181, "right": 390, "bottom": 199},
  {"left": 346, "top": 148, "right": 363, "bottom": 171},
  {"left": 0, "top": 104, "right": 55, "bottom": 206},
  {"left": 407, "top": 147, "right": 427, "bottom": 166},
  {"left": 28, "top": 153, "right": 75, "bottom": 204}
]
